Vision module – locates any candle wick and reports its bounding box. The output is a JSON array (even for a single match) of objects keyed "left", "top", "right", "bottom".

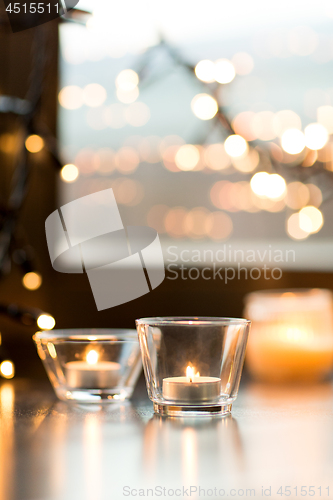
[{"left": 189, "top": 376, "right": 193, "bottom": 383}]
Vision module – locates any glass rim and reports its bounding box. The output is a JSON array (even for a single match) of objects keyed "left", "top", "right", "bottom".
[
  {"left": 135, "top": 316, "right": 251, "bottom": 326},
  {"left": 33, "top": 328, "right": 138, "bottom": 342}
]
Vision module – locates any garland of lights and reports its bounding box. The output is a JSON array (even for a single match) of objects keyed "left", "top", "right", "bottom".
[
  {"left": 132, "top": 40, "right": 333, "bottom": 239},
  {"left": 0, "top": 9, "right": 89, "bottom": 378}
]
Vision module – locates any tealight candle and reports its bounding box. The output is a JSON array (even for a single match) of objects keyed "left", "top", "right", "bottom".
[
  {"left": 65, "top": 349, "right": 120, "bottom": 389},
  {"left": 163, "top": 366, "right": 221, "bottom": 402}
]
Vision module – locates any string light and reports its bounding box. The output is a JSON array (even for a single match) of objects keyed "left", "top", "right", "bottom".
[
  {"left": 0, "top": 360, "right": 15, "bottom": 379},
  {"left": 82, "top": 84, "right": 107, "bottom": 108},
  {"left": 37, "top": 314, "right": 56, "bottom": 330},
  {"left": 58, "top": 85, "right": 83, "bottom": 110},
  {"left": 175, "top": 145, "right": 200, "bottom": 170},
  {"left": 304, "top": 123, "right": 328, "bottom": 151},
  {"left": 224, "top": 135, "right": 248, "bottom": 158},
  {"left": 214, "top": 59, "right": 236, "bottom": 84},
  {"left": 22, "top": 272, "right": 42, "bottom": 291},
  {"left": 61, "top": 164, "right": 79, "bottom": 183},
  {"left": 281, "top": 129, "right": 305, "bottom": 154},
  {"left": 299, "top": 206, "right": 323, "bottom": 234},
  {"left": 25, "top": 135, "right": 44, "bottom": 153},
  {"left": 115, "top": 69, "right": 139, "bottom": 92},
  {"left": 191, "top": 94, "right": 218, "bottom": 120},
  {"left": 194, "top": 60, "right": 215, "bottom": 83}
]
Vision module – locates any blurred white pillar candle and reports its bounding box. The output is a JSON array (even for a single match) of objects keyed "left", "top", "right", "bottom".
[
  {"left": 244, "top": 289, "right": 333, "bottom": 382},
  {"left": 65, "top": 350, "right": 120, "bottom": 389},
  {"left": 163, "top": 366, "right": 221, "bottom": 402}
]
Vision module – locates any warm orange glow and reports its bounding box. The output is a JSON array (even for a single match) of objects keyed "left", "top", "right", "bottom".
[
  {"left": 37, "top": 314, "right": 56, "bottom": 330},
  {"left": 299, "top": 206, "right": 323, "bottom": 234},
  {"left": 175, "top": 145, "right": 200, "bottom": 170},
  {"left": 86, "top": 350, "right": 99, "bottom": 365},
  {"left": 0, "top": 360, "right": 15, "bottom": 379},
  {"left": 22, "top": 272, "right": 42, "bottom": 290},
  {"left": 25, "top": 135, "right": 44, "bottom": 153},
  {"left": 186, "top": 365, "right": 200, "bottom": 382}
]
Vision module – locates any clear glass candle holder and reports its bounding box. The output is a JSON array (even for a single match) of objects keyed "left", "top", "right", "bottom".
[
  {"left": 135, "top": 317, "right": 250, "bottom": 417},
  {"left": 33, "top": 329, "right": 142, "bottom": 403}
]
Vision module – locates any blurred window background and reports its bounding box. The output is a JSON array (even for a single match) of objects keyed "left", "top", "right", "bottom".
[{"left": 58, "top": 0, "right": 333, "bottom": 263}]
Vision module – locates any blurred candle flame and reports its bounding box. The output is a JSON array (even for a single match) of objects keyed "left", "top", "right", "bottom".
[
  {"left": 86, "top": 350, "right": 99, "bottom": 365},
  {"left": 186, "top": 365, "right": 200, "bottom": 382}
]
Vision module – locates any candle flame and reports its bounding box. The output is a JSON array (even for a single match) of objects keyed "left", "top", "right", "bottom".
[
  {"left": 186, "top": 365, "right": 200, "bottom": 383},
  {"left": 86, "top": 350, "right": 99, "bottom": 365}
]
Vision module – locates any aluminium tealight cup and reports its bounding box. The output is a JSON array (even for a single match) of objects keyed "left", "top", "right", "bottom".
[{"left": 136, "top": 317, "right": 250, "bottom": 417}]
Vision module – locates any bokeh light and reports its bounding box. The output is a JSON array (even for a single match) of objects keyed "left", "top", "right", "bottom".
[
  {"left": 299, "top": 206, "right": 323, "bottom": 234},
  {"left": 61, "top": 164, "right": 79, "bottom": 183},
  {"left": 232, "top": 111, "right": 257, "bottom": 141},
  {"left": 116, "top": 87, "right": 139, "bottom": 104},
  {"left": 22, "top": 272, "right": 42, "bottom": 291},
  {"left": 251, "top": 111, "right": 276, "bottom": 141},
  {"left": 115, "top": 147, "right": 140, "bottom": 173},
  {"left": 58, "top": 85, "right": 83, "bottom": 110},
  {"left": 25, "top": 135, "right": 44, "bottom": 153},
  {"left": 250, "top": 172, "right": 270, "bottom": 197},
  {"left": 273, "top": 110, "right": 302, "bottom": 137},
  {"left": 287, "top": 213, "right": 310, "bottom": 240},
  {"left": 82, "top": 83, "right": 107, "bottom": 107},
  {"left": 115, "top": 69, "right": 139, "bottom": 92},
  {"left": 281, "top": 129, "right": 305, "bottom": 154},
  {"left": 191, "top": 94, "right": 218, "bottom": 120},
  {"left": 267, "top": 174, "right": 287, "bottom": 199},
  {"left": 37, "top": 314, "right": 56, "bottom": 330},
  {"left": 307, "top": 184, "right": 323, "bottom": 207},
  {"left": 147, "top": 205, "right": 169, "bottom": 233},
  {"left": 0, "top": 360, "right": 15, "bottom": 379},
  {"left": 175, "top": 145, "right": 200, "bottom": 170},
  {"left": 206, "top": 211, "right": 233, "bottom": 240},
  {"left": 285, "top": 182, "right": 309, "bottom": 209},
  {"left": 214, "top": 59, "right": 236, "bottom": 84},
  {"left": 184, "top": 207, "right": 210, "bottom": 238},
  {"left": 317, "top": 105, "right": 333, "bottom": 134},
  {"left": 204, "top": 144, "right": 230, "bottom": 170},
  {"left": 224, "top": 135, "right": 248, "bottom": 158},
  {"left": 194, "top": 60, "right": 215, "bottom": 83},
  {"left": 164, "top": 207, "right": 187, "bottom": 237},
  {"left": 304, "top": 123, "right": 328, "bottom": 151},
  {"left": 232, "top": 149, "right": 259, "bottom": 173}
]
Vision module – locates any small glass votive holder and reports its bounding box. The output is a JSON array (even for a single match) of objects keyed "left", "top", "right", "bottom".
[
  {"left": 33, "top": 329, "right": 142, "bottom": 403},
  {"left": 135, "top": 317, "right": 250, "bottom": 417}
]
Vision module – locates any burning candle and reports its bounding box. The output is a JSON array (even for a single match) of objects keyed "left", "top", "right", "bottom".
[
  {"left": 244, "top": 289, "right": 333, "bottom": 382},
  {"left": 65, "top": 349, "right": 120, "bottom": 389},
  {"left": 163, "top": 366, "right": 221, "bottom": 402}
]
